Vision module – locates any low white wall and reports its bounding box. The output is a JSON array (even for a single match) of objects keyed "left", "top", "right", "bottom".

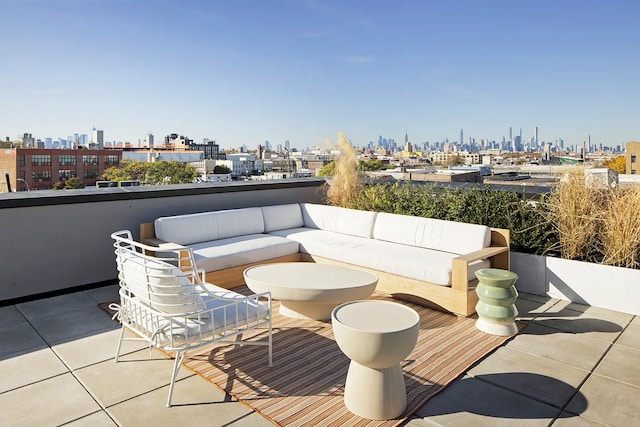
[{"left": 511, "top": 251, "right": 640, "bottom": 316}]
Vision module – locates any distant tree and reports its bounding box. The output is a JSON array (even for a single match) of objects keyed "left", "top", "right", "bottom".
[
  {"left": 444, "top": 155, "right": 464, "bottom": 167},
  {"left": 602, "top": 156, "right": 626, "bottom": 174},
  {"left": 53, "top": 177, "right": 85, "bottom": 190},
  {"left": 0, "top": 140, "right": 20, "bottom": 148},
  {"left": 101, "top": 160, "right": 198, "bottom": 185},
  {"left": 359, "top": 160, "right": 387, "bottom": 171},
  {"left": 317, "top": 161, "right": 336, "bottom": 176},
  {"left": 65, "top": 177, "right": 85, "bottom": 189},
  {"left": 102, "top": 160, "right": 135, "bottom": 182},
  {"left": 213, "top": 165, "right": 231, "bottom": 174}
]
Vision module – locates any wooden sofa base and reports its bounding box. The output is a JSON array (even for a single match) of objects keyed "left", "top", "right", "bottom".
[
  {"left": 300, "top": 254, "right": 479, "bottom": 317},
  {"left": 204, "top": 253, "right": 303, "bottom": 289},
  {"left": 205, "top": 253, "right": 478, "bottom": 316}
]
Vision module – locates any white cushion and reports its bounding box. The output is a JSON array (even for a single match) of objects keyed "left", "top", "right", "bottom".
[
  {"left": 300, "top": 203, "right": 377, "bottom": 238},
  {"left": 189, "top": 234, "right": 299, "bottom": 272},
  {"left": 261, "top": 204, "right": 304, "bottom": 232},
  {"left": 154, "top": 207, "right": 264, "bottom": 245},
  {"left": 269, "top": 228, "right": 489, "bottom": 286},
  {"left": 373, "top": 212, "right": 491, "bottom": 255},
  {"left": 118, "top": 252, "right": 206, "bottom": 314}
]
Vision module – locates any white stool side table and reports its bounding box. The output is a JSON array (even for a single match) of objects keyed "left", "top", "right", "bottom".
[{"left": 331, "top": 300, "right": 420, "bottom": 420}]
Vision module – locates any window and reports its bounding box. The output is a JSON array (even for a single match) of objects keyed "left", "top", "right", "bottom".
[
  {"left": 59, "top": 155, "right": 76, "bottom": 166},
  {"left": 105, "top": 155, "right": 119, "bottom": 166},
  {"left": 59, "top": 170, "right": 76, "bottom": 179},
  {"left": 632, "top": 155, "right": 637, "bottom": 163},
  {"left": 83, "top": 169, "right": 98, "bottom": 179},
  {"left": 19, "top": 155, "right": 25, "bottom": 167},
  {"left": 32, "top": 154, "right": 51, "bottom": 166},
  {"left": 82, "top": 155, "right": 98, "bottom": 165},
  {"left": 32, "top": 170, "right": 52, "bottom": 181}
]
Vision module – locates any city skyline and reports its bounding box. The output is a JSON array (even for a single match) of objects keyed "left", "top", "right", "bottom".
[{"left": 2, "top": 1, "right": 639, "bottom": 149}]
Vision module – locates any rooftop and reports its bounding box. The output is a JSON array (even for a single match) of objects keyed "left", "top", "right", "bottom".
[{"left": 2, "top": 284, "right": 639, "bottom": 426}]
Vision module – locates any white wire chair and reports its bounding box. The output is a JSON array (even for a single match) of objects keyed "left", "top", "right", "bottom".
[{"left": 110, "top": 230, "right": 272, "bottom": 407}]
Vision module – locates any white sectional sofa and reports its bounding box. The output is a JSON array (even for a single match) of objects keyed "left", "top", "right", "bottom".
[{"left": 141, "top": 203, "right": 510, "bottom": 316}]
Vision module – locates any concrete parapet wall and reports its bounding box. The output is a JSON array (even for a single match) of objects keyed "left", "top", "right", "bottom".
[{"left": 0, "top": 179, "right": 325, "bottom": 303}]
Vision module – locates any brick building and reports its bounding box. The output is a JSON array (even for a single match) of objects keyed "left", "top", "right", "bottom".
[{"left": 0, "top": 148, "right": 122, "bottom": 191}]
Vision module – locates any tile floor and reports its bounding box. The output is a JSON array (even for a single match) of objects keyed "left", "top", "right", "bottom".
[{"left": 1, "top": 285, "right": 638, "bottom": 426}]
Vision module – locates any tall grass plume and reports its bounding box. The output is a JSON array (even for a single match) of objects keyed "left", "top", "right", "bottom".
[
  {"left": 600, "top": 186, "right": 640, "bottom": 268},
  {"left": 325, "top": 132, "right": 360, "bottom": 207},
  {"left": 544, "top": 168, "right": 602, "bottom": 261}
]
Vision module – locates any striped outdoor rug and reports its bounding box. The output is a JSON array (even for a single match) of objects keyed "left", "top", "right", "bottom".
[{"left": 183, "top": 292, "right": 518, "bottom": 427}]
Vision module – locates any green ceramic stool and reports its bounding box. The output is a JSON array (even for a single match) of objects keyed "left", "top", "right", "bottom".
[{"left": 474, "top": 268, "right": 519, "bottom": 336}]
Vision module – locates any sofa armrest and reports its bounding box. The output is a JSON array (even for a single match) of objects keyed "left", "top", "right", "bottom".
[
  {"left": 142, "top": 237, "right": 186, "bottom": 250},
  {"left": 451, "top": 245, "right": 510, "bottom": 292},
  {"left": 454, "top": 246, "right": 510, "bottom": 264}
]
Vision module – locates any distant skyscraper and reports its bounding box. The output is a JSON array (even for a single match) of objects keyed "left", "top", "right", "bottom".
[
  {"left": 535, "top": 126, "right": 539, "bottom": 147},
  {"left": 147, "top": 132, "right": 154, "bottom": 147},
  {"left": 460, "top": 129, "right": 464, "bottom": 145},
  {"left": 93, "top": 129, "right": 104, "bottom": 149},
  {"left": 404, "top": 141, "right": 413, "bottom": 152},
  {"left": 404, "top": 131, "right": 408, "bottom": 144}
]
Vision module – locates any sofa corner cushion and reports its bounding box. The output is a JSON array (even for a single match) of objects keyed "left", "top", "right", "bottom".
[
  {"left": 155, "top": 207, "right": 265, "bottom": 245},
  {"left": 261, "top": 204, "right": 304, "bottom": 232},
  {"left": 300, "top": 203, "right": 377, "bottom": 238},
  {"left": 373, "top": 212, "right": 491, "bottom": 254}
]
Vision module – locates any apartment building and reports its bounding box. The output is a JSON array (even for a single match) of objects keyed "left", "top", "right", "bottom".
[
  {"left": 0, "top": 148, "right": 122, "bottom": 191},
  {"left": 626, "top": 141, "right": 640, "bottom": 174}
]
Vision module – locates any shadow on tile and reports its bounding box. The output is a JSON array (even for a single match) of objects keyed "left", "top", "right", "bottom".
[
  {"left": 523, "top": 318, "right": 622, "bottom": 335},
  {"left": 422, "top": 373, "right": 588, "bottom": 420}
]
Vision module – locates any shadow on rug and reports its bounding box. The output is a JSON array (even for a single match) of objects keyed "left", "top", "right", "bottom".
[{"left": 183, "top": 294, "right": 522, "bottom": 427}]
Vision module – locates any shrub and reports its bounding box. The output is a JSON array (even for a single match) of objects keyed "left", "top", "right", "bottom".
[
  {"left": 350, "top": 182, "right": 557, "bottom": 255},
  {"left": 333, "top": 164, "right": 640, "bottom": 268}
]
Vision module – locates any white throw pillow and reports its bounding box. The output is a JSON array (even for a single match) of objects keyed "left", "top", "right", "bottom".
[{"left": 119, "top": 252, "right": 206, "bottom": 314}]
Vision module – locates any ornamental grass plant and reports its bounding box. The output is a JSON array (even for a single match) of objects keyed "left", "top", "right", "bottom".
[
  {"left": 544, "top": 168, "right": 603, "bottom": 261},
  {"left": 600, "top": 185, "right": 640, "bottom": 268},
  {"left": 325, "top": 132, "right": 360, "bottom": 207},
  {"left": 545, "top": 168, "right": 640, "bottom": 267}
]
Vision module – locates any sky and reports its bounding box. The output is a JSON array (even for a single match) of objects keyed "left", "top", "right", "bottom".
[{"left": 2, "top": 0, "right": 639, "bottom": 150}]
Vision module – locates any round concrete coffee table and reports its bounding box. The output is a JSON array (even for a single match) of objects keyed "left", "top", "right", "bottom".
[
  {"left": 243, "top": 263, "right": 378, "bottom": 321},
  {"left": 332, "top": 300, "right": 420, "bottom": 420}
]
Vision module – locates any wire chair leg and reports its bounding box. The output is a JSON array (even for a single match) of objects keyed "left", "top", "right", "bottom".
[
  {"left": 166, "top": 350, "right": 185, "bottom": 407},
  {"left": 114, "top": 325, "right": 126, "bottom": 363},
  {"left": 268, "top": 319, "right": 273, "bottom": 367}
]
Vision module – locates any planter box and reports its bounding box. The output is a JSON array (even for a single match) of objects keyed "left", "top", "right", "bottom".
[{"left": 511, "top": 251, "right": 640, "bottom": 316}]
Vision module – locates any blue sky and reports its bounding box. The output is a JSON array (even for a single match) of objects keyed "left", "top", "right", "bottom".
[{"left": 2, "top": 0, "right": 639, "bottom": 150}]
